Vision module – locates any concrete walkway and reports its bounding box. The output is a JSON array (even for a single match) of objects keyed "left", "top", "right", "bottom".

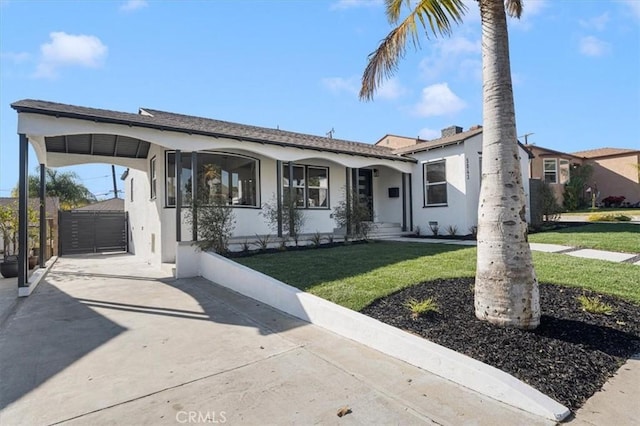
[
  {"left": 0, "top": 254, "right": 553, "bottom": 425},
  {"left": 382, "top": 237, "right": 640, "bottom": 265}
]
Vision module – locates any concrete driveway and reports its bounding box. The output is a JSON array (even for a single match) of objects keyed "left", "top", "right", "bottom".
[{"left": 0, "top": 253, "right": 552, "bottom": 425}]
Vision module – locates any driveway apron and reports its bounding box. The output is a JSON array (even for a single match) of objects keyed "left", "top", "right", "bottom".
[{"left": 0, "top": 253, "right": 552, "bottom": 425}]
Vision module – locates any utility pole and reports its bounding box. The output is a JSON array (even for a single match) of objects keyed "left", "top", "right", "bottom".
[
  {"left": 519, "top": 133, "right": 535, "bottom": 144},
  {"left": 111, "top": 165, "right": 119, "bottom": 198}
]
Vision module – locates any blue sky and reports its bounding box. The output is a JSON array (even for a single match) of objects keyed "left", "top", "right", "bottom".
[{"left": 1, "top": 0, "right": 639, "bottom": 199}]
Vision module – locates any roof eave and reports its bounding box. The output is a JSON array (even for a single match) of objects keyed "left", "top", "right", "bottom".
[{"left": 12, "top": 103, "right": 415, "bottom": 164}]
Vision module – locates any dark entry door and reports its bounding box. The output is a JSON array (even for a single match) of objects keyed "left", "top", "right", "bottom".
[
  {"left": 59, "top": 211, "right": 128, "bottom": 255},
  {"left": 356, "top": 169, "right": 374, "bottom": 221}
]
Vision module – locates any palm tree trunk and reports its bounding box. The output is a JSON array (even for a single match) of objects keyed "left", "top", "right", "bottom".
[{"left": 474, "top": 0, "right": 539, "bottom": 329}]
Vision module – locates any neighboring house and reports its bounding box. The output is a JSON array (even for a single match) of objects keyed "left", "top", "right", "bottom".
[
  {"left": 12, "top": 100, "right": 532, "bottom": 268},
  {"left": 0, "top": 196, "right": 59, "bottom": 259},
  {"left": 571, "top": 148, "right": 640, "bottom": 206},
  {"left": 526, "top": 145, "right": 640, "bottom": 206},
  {"left": 73, "top": 197, "right": 124, "bottom": 212},
  {"left": 525, "top": 145, "right": 582, "bottom": 204}
]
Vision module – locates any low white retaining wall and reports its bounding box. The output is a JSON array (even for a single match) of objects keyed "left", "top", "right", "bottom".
[{"left": 175, "top": 245, "right": 570, "bottom": 422}]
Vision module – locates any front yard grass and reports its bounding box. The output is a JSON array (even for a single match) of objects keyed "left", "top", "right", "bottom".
[
  {"left": 235, "top": 241, "right": 640, "bottom": 311},
  {"left": 529, "top": 223, "right": 639, "bottom": 253}
]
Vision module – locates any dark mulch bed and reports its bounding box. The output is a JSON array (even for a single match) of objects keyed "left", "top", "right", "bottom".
[
  {"left": 361, "top": 278, "right": 640, "bottom": 412},
  {"left": 227, "top": 240, "right": 368, "bottom": 259}
]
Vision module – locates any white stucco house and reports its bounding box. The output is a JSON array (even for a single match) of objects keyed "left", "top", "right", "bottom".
[{"left": 12, "top": 100, "right": 532, "bottom": 270}]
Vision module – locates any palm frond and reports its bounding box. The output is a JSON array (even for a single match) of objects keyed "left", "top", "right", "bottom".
[
  {"left": 505, "top": 0, "right": 523, "bottom": 18},
  {"left": 360, "top": 0, "right": 468, "bottom": 101}
]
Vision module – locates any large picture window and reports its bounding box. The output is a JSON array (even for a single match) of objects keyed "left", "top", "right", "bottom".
[
  {"left": 424, "top": 160, "right": 447, "bottom": 206},
  {"left": 283, "top": 163, "right": 329, "bottom": 208},
  {"left": 166, "top": 151, "right": 259, "bottom": 207},
  {"left": 543, "top": 159, "right": 557, "bottom": 184}
]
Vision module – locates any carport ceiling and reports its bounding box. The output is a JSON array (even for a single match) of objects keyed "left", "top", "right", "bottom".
[{"left": 45, "top": 134, "right": 150, "bottom": 158}]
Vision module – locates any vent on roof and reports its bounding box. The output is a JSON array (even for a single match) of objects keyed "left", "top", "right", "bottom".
[
  {"left": 441, "top": 126, "right": 463, "bottom": 138},
  {"left": 138, "top": 108, "right": 153, "bottom": 117}
]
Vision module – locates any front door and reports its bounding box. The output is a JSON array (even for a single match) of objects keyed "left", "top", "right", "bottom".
[{"left": 356, "top": 169, "right": 374, "bottom": 221}]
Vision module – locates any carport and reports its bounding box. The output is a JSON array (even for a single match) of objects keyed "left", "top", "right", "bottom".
[{"left": 11, "top": 100, "right": 153, "bottom": 295}]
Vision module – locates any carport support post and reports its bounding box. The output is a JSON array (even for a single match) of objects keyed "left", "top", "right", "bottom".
[
  {"left": 39, "top": 164, "right": 47, "bottom": 267},
  {"left": 191, "top": 151, "right": 198, "bottom": 241},
  {"left": 18, "top": 134, "right": 29, "bottom": 289},
  {"left": 175, "top": 150, "right": 182, "bottom": 242},
  {"left": 276, "top": 160, "right": 283, "bottom": 238}
]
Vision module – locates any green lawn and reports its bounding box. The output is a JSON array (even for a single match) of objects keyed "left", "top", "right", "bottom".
[
  {"left": 236, "top": 241, "right": 640, "bottom": 311},
  {"left": 529, "top": 223, "right": 639, "bottom": 253}
]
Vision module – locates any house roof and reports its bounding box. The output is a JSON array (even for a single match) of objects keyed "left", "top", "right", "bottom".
[
  {"left": 392, "top": 128, "right": 484, "bottom": 155},
  {"left": 524, "top": 144, "right": 583, "bottom": 160},
  {"left": 571, "top": 147, "right": 640, "bottom": 158},
  {"left": 11, "top": 99, "right": 415, "bottom": 163},
  {"left": 73, "top": 198, "right": 124, "bottom": 211},
  {"left": 0, "top": 197, "right": 59, "bottom": 217}
]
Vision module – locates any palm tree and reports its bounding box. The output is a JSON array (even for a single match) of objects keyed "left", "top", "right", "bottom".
[
  {"left": 361, "top": 0, "right": 539, "bottom": 329},
  {"left": 12, "top": 169, "right": 97, "bottom": 210}
]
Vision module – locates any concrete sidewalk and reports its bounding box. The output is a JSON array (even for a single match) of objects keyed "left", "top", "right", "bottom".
[{"left": 0, "top": 254, "right": 552, "bottom": 425}]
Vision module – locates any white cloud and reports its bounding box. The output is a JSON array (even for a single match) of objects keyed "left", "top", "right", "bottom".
[
  {"left": 34, "top": 32, "right": 108, "bottom": 78},
  {"left": 376, "top": 77, "right": 407, "bottom": 100},
  {"left": 523, "top": 0, "right": 548, "bottom": 16},
  {"left": 419, "top": 35, "right": 480, "bottom": 82},
  {"left": 579, "top": 36, "right": 610, "bottom": 57},
  {"left": 418, "top": 127, "right": 440, "bottom": 140},
  {"left": 1, "top": 51, "right": 30, "bottom": 64},
  {"left": 620, "top": 0, "right": 640, "bottom": 20},
  {"left": 413, "top": 83, "right": 466, "bottom": 117},
  {"left": 510, "top": 0, "right": 548, "bottom": 30},
  {"left": 321, "top": 76, "right": 359, "bottom": 95},
  {"left": 330, "top": 0, "right": 382, "bottom": 10},
  {"left": 579, "top": 13, "right": 610, "bottom": 31},
  {"left": 120, "top": 0, "right": 148, "bottom": 12}
]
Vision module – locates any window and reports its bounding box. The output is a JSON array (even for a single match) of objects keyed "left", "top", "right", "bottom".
[
  {"left": 130, "top": 178, "right": 134, "bottom": 202},
  {"left": 423, "top": 160, "right": 447, "bottom": 206},
  {"left": 150, "top": 157, "right": 157, "bottom": 199},
  {"left": 283, "top": 163, "right": 329, "bottom": 208},
  {"left": 165, "top": 151, "right": 259, "bottom": 207},
  {"left": 559, "top": 159, "right": 570, "bottom": 184},
  {"left": 543, "top": 159, "right": 557, "bottom": 184}
]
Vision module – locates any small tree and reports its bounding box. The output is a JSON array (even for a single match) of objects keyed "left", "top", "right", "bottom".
[
  {"left": 0, "top": 201, "right": 38, "bottom": 257},
  {"left": 563, "top": 164, "right": 593, "bottom": 211},
  {"left": 184, "top": 197, "right": 236, "bottom": 255},
  {"left": 333, "top": 187, "right": 374, "bottom": 240},
  {"left": 261, "top": 193, "right": 306, "bottom": 242}
]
